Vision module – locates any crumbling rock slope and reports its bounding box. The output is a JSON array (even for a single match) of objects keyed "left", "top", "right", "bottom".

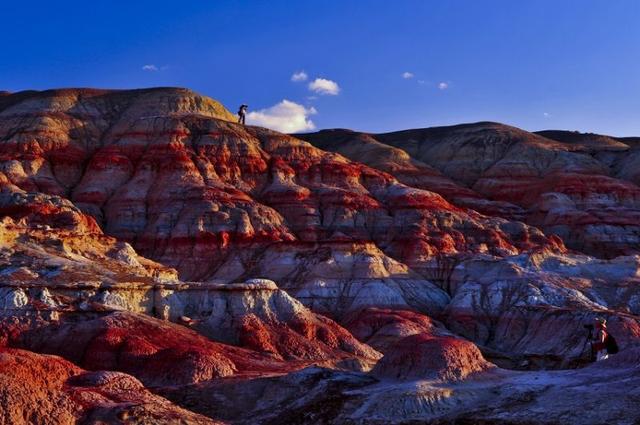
[{"left": 2, "top": 88, "right": 640, "bottom": 424}]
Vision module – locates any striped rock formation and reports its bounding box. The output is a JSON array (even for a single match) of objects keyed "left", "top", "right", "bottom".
[{"left": 1, "top": 87, "right": 640, "bottom": 424}]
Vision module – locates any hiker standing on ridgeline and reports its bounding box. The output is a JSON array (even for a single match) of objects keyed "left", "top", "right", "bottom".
[
  {"left": 591, "top": 317, "right": 618, "bottom": 361},
  {"left": 238, "top": 104, "right": 248, "bottom": 125}
]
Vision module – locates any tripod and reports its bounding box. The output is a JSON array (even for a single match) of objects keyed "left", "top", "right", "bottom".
[{"left": 581, "top": 325, "right": 595, "bottom": 363}]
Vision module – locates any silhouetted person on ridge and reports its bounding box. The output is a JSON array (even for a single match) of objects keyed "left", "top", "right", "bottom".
[{"left": 238, "top": 104, "right": 248, "bottom": 125}]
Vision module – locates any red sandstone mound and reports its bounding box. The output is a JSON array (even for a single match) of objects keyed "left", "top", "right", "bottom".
[
  {"left": 372, "top": 334, "right": 491, "bottom": 381},
  {"left": 182, "top": 280, "right": 382, "bottom": 367},
  {"left": 0, "top": 347, "right": 215, "bottom": 424},
  {"left": 342, "top": 307, "right": 449, "bottom": 352},
  {"left": 9, "top": 311, "right": 297, "bottom": 387}
]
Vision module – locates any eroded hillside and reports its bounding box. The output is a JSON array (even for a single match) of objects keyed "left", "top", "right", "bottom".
[{"left": 1, "top": 88, "right": 640, "bottom": 424}]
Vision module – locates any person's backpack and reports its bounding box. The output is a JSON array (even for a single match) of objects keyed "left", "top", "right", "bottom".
[{"left": 605, "top": 332, "right": 619, "bottom": 354}]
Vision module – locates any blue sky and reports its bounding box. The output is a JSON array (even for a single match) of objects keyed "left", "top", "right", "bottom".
[{"left": 1, "top": 0, "right": 639, "bottom": 135}]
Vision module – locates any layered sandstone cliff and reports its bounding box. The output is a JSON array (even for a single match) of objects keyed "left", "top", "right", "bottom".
[
  {"left": 300, "top": 122, "right": 640, "bottom": 259},
  {"left": 1, "top": 88, "right": 640, "bottom": 424}
]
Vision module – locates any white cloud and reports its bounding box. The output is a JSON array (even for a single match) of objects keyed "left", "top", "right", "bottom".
[
  {"left": 246, "top": 100, "right": 317, "bottom": 133},
  {"left": 418, "top": 80, "right": 426, "bottom": 85},
  {"left": 402, "top": 72, "right": 414, "bottom": 79},
  {"left": 543, "top": 112, "right": 551, "bottom": 117},
  {"left": 142, "top": 64, "right": 159, "bottom": 72},
  {"left": 308, "top": 78, "right": 340, "bottom": 95},
  {"left": 291, "top": 71, "right": 308, "bottom": 82},
  {"left": 438, "top": 82, "right": 449, "bottom": 90}
]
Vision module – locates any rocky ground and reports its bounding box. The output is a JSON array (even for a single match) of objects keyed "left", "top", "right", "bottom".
[{"left": 1, "top": 88, "right": 640, "bottom": 424}]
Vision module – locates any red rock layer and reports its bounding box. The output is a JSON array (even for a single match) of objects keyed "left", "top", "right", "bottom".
[
  {"left": 372, "top": 334, "right": 491, "bottom": 381},
  {"left": 301, "top": 122, "right": 640, "bottom": 258},
  {"left": 0, "top": 347, "right": 215, "bottom": 424},
  {"left": 342, "top": 307, "right": 447, "bottom": 352},
  {"left": 0, "top": 89, "right": 562, "bottom": 286},
  {"left": 230, "top": 310, "right": 381, "bottom": 365},
  {"left": 8, "top": 311, "right": 305, "bottom": 387}
]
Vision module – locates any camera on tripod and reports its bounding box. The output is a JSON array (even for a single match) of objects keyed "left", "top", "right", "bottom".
[
  {"left": 584, "top": 324, "right": 594, "bottom": 338},
  {"left": 582, "top": 323, "right": 596, "bottom": 362}
]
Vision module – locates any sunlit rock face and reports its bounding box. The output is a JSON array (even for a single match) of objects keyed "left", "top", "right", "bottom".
[
  {"left": 1, "top": 278, "right": 382, "bottom": 377},
  {"left": 300, "top": 122, "right": 640, "bottom": 259},
  {"left": 155, "top": 279, "right": 382, "bottom": 368},
  {"left": 0, "top": 348, "right": 217, "bottom": 424},
  {"left": 0, "top": 89, "right": 563, "bottom": 315},
  {"left": 2, "top": 88, "right": 640, "bottom": 424}
]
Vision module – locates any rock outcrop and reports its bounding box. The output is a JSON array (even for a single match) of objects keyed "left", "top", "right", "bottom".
[
  {"left": 445, "top": 251, "right": 640, "bottom": 368},
  {"left": 372, "top": 334, "right": 491, "bottom": 381},
  {"left": 343, "top": 307, "right": 448, "bottom": 352},
  {"left": 168, "top": 279, "right": 382, "bottom": 366},
  {"left": 1, "top": 89, "right": 568, "bottom": 317},
  {"left": 300, "top": 122, "right": 640, "bottom": 259},
  {"left": 0, "top": 348, "right": 216, "bottom": 424},
  {"left": 7, "top": 311, "right": 296, "bottom": 387},
  {"left": 2, "top": 87, "right": 640, "bottom": 424}
]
